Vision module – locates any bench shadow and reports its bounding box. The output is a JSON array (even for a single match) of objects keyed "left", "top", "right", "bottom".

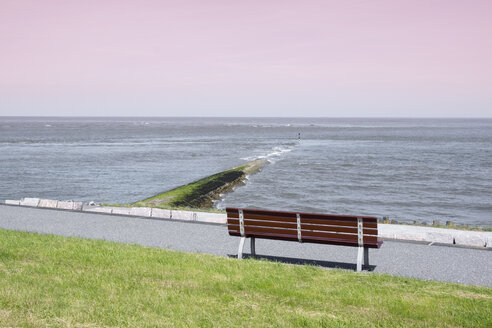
[{"left": 227, "top": 254, "right": 376, "bottom": 272}]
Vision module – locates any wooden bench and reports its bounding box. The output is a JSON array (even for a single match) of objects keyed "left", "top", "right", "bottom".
[{"left": 226, "top": 207, "right": 383, "bottom": 272}]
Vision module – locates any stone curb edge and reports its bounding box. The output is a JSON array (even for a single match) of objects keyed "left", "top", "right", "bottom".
[{"left": 3, "top": 198, "right": 491, "bottom": 248}]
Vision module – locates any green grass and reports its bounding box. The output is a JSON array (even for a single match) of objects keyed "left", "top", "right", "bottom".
[{"left": 0, "top": 229, "right": 491, "bottom": 327}]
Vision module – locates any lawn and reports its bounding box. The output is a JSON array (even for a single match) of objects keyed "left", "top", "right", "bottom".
[{"left": 0, "top": 229, "right": 490, "bottom": 327}]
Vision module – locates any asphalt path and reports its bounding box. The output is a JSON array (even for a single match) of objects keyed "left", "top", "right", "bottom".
[{"left": 0, "top": 204, "right": 491, "bottom": 287}]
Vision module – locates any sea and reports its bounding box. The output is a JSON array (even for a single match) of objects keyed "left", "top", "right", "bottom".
[{"left": 1, "top": 117, "right": 491, "bottom": 227}]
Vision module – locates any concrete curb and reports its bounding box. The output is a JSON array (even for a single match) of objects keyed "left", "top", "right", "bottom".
[
  {"left": 80, "top": 204, "right": 226, "bottom": 224},
  {"left": 3, "top": 198, "right": 491, "bottom": 248},
  {"left": 20, "top": 198, "right": 40, "bottom": 207},
  {"left": 379, "top": 224, "right": 490, "bottom": 248}
]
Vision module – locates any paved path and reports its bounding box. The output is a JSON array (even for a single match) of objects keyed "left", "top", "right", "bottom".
[{"left": 0, "top": 204, "right": 491, "bottom": 287}]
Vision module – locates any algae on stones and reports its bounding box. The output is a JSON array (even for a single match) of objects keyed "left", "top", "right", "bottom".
[{"left": 132, "top": 159, "right": 268, "bottom": 209}]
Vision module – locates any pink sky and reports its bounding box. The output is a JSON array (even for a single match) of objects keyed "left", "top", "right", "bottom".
[{"left": 1, "top": 0, "right": 491, "bottom": 116}]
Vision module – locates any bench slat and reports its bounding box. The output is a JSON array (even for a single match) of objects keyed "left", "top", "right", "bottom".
[
  {"left": 302, "top": 212, "right": 377, "bottom": 223},
  {"left": 229, "top": 230, "right": 382, "bottom": 248},
  {"left": 228, "top": 212, "right": 298, "bottom": 223},
  {"left": 233, "top": 225, "right": 378, "bottom": 244},
  {"left": 301, "top": 218, "right": 377, "bottom": 229},
  {"left": 227, "top": 207, "right": 377, "bottom": 222},
  {"left": 227, "top": 212, "right": 378, "bottom": 228},
  {"left": 228, "top": 219, "right": 296, "bottom": 230},
  {"left": 301, "top": 223, "right": 377, "bottom": 235},
  {"left": 301, "top": 230, "right": 378, "bottom": 243},
  {"left": 227, "top": 219, "right": 377, "bottom": 235},
  {"left": 244, "top": 225, "right": 298, "bottom": 237}
]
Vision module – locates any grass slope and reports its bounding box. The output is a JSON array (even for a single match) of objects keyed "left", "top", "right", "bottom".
[{"left": 0, "top": 229, "right": 490, "bottom": 327}]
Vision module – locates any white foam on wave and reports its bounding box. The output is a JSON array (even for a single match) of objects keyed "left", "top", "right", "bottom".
[
  {"left": 260, "top": 146, "right": 293, "bottom": 163},
  {"left": 216, "top": 144, "right": 296, "bottom": 210},
  {"left": 240, "top": 145, "right": 294, "bottom": 163}
]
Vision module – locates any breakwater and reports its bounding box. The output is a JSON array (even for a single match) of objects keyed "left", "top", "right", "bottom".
[{"left": 132, "top": 159, "right": 268, "bottom": 209}]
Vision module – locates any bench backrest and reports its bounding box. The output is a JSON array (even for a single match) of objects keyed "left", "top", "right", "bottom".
[{"left": 226, "top": 208, "right": 381, "bottom": 248}]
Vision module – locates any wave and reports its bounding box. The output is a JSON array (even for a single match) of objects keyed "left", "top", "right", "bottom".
[
  {"left": 241, "top": 145, "right": 294, "bottom": 163},
  {"left": 215, "top": 146, "right": 294, "bottom": 209}
]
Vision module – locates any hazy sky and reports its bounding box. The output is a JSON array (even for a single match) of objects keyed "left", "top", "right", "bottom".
[{"left": 1, "top": 0, "right": 491, "bottom": 117}]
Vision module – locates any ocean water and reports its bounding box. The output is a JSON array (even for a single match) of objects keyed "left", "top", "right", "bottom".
[{"left": 1, "top": 117, "right": 491, "bottom": 226}]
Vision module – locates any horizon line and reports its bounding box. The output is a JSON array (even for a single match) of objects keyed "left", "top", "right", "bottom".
[{"left": 1, "top": 115, "right": 492, "bottom": 119}]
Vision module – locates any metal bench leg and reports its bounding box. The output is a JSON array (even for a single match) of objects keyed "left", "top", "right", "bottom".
[
  {"left": 356, "top": 246, "right": 363, "bottom": 272},
  {"left": 237, "top": 237, "right": 246, "bottom": 259},
  {"left": 251, "top": 237, "right": 256, "bottom": 257},
  {"left": 364, "top": 247, "right": 369, "bottom": 267}
]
